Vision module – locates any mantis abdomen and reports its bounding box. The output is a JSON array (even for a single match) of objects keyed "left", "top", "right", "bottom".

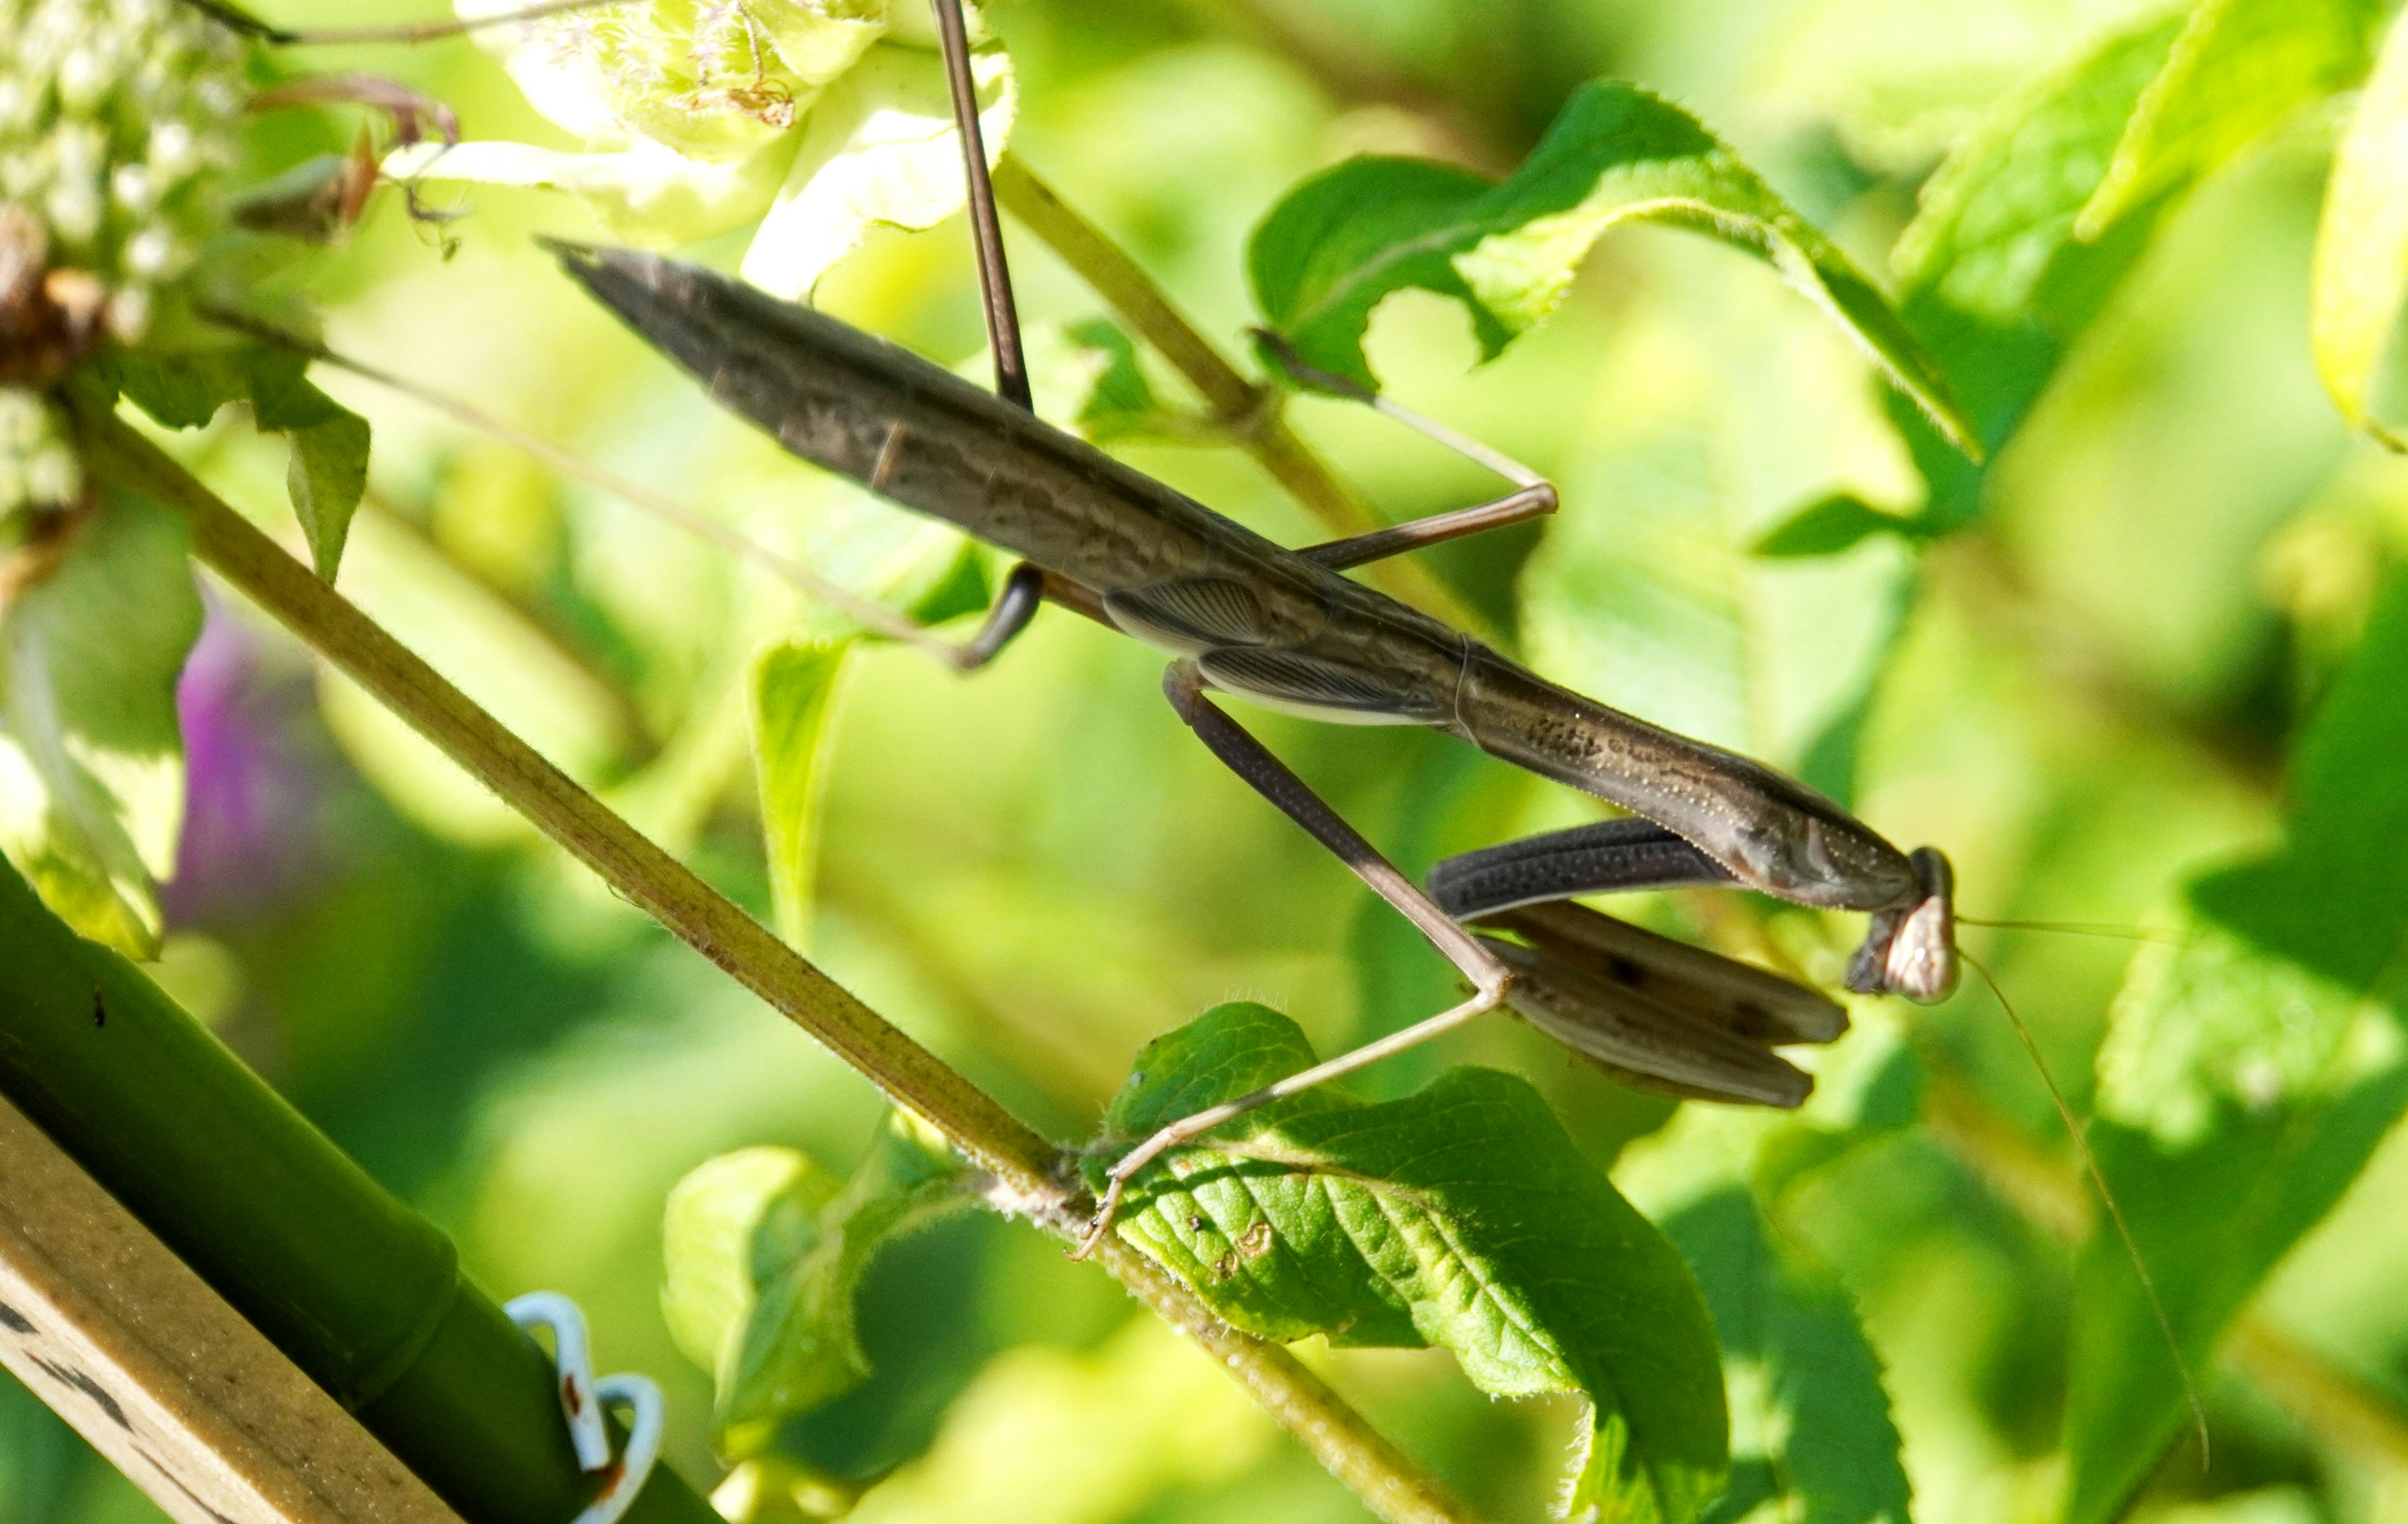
[{"left": 559, "top": 243, "right": 1923, "bottom": 919}]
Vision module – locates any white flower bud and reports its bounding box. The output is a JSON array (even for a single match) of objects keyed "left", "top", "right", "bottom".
[
  {"left": 147, "top": 119, "right": 194, "bottom": 179},
  {"left": 110, "top": 159, "right": 151, "bottom": 211},
  {"left": 122, "top": 223, "right": 171, "bottom": 275},
  {"left": 0, "top": 392, "right": 43, "bottom": 450},
  {"left": 44, "top": 176, "right": 101, "bottom": 243},
  {"left": 55, "top": 46, "right": 110, "bottom": 114},
  {"left": 5, "top": 0, "right": 251, "bottom": 385},
  {"left": 104, "top": 283, "right": 148, "bottom": 341},
  {"left": 25, "top": 441, "right": 80, "bottom": 507},
  {"left": 0, "top": 78, "right": 33, "bottom": 135}
]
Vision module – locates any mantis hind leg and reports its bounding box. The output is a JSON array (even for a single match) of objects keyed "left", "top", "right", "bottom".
[
  {"left": 1071, "top": 660, "right": 1514, "bottom": 1257},
  {"left": 1253, "top": 331, "right": 1563, "bottom": 570}
]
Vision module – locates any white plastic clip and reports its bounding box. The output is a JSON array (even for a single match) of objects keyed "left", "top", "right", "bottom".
[{"left": 506, "top": 1291, "right": 665, "bottom": 1524}]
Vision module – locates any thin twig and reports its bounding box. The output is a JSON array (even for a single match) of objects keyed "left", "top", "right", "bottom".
[
  {"left": 179, "top": 0, "right": 618, "bottom": 47},
  {"left": 988, "top": 158, "right": 1486, "bottom": 637},
  {"left": 76, "top": 403, "right": 1484, "bottom": 1524}
]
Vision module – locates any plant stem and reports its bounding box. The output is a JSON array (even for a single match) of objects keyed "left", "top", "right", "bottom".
[
  {"left": 2221, "top": 1320, "right": 2408, "bottom": 1473},
  {"left": 989, "top": 159, "right": 1485, "bottom": 637},
  {"left": 78, "top": 405, "right": 1484, "bottom": 1524},
  {"left": 1921, "top": 1073, "right": 2408, "bottom": 1475}
]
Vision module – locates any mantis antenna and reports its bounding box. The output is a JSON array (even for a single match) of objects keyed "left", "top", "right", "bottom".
[{"left": 1962, "top": 949, "right": 2210, "bottom": 1467}]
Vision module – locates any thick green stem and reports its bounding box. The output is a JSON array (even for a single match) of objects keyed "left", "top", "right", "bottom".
[
  {"left": 0, "top": 857, "right": 721, "bottom": 1524},
  {"left": 990, "top": 159, "right": 1486, "bottom": 637},
  {"left": 77, "top": 406, "right": 1484, "bottom": 1524}
]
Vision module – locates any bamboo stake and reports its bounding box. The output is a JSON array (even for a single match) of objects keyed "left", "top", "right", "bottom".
[{"left": 0, "top": 1094, "right": 468, "bottom": 1524}]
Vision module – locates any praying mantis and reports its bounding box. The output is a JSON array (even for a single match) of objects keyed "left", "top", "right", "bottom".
[
  {"left": 532, "top": 0, "right": 1971, "bottom": 1251},
  {"left": 173, "top": 0, "right": 1956, "bottom": 1244},
  {"left": 164, "top": 0, "right": 2202, "bottom": 1432}
]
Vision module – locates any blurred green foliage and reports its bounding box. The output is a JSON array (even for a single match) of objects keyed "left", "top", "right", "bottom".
[{"left": 10, "top": 0, "right": 2408, "bottom": 1520}]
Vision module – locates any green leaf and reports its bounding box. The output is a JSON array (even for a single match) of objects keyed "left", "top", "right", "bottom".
[
  {"left": 1026, "top": 317, "right": 1176, "bottom": 443},
  {"left": 104, "top": 347, "right": 255, "bottom": 431},
  {"left": 283, "top": 408, "right": 371, "bottom": 583},
  {"left": 662, "top": 1146, "right": 843, "bottom": 1388},
  {"left": 747, "top": 637, "right": 854, "bottom": 948},
  {"left": 1092, "top": 1003, "right": 1729, "bottom": 1523},
  {"left": 2312, "top": 8, "right": 2408, "bottom": 447},
  {"left": 2078, "top": 0, "right": 2376, "bottom": 239},
  {"left": 1247, "top": 80, "right": 1977, "bottom": 456},
  {"left": 662, "top": 1112, "right": 964, "bottom": 1457},
  {"left": 1760, "top": 0, "right": 2379, "bottom": 803},
  {"left": 1750, "top": 492, "right": 1926, "bottom": 559},
  {"left": 233, "top": 359, "right": 372, "bottom": 583},
  {"left": 1664, "top": 1188, "right": 1910, "bottom": 1524},
  {"left": 2062, "top": 572, "right": 2408, "bottom": 1524},
  {"left": 1894, "top": 0, "right": 2373, "bottom": 524},
  {"left": 0, "top": 490, "right": 203, "bottom": 957},
  {"left": 243, "top": 354, "right": 342, "bottom": 433}
]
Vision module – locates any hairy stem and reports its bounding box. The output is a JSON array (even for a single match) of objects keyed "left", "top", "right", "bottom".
[
  {"left": 1922, "top": 1074, "right": 2408, "bottom": 1474},
  {"left": 78, "top": 405, "right": 1483, "bottom": 1524},
  {"left": 989, "top": 158, "right": 1484, "bottom": 637}
]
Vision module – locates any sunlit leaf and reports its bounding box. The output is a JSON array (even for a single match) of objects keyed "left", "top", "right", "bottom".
[
  {"left": 1666, "top": 1188, "right": 1910, "bottom": 1524},
  {"left": 662, "top": 1145, "right": 844, "bottom": 1385},
  {"left": 2063, "top": 573, "right": 2408, "bottom": 1524},
  {"left": 1888, "top": 10, "right": 2187, "bottom": 528},
  {"left": 1093, "top": 1003, "right": 1728, "bottom": 1523},
  {"left": 2077, "top": 0, "right": 2375, "bottom": 238},
  {"left": 1247, "top": 80, "right": 1977, "bottom": 455},
  {"left": 455, "top": 0, "right": 881, "bottom": 161},
  {"left": 2311, "top": 7, "right": 2408, "bottom": 448},
  {"left": 740, "top": 43, "right": 1016, "bottom": 300},
  {"left": 1894, "top": 0, "right": 2372, "bottom": 526},
  {"left": 662, "top": 1113, "right": 966, "bottom": 1457},
  {"left": 0, "top": 490, "right": 201, "bottom": 957},
  {"left": 749, "top": 637, "right": 854, "bottom": 948},
  {"left": 383, "top": 137, "right": 797, "bottom": 249}
]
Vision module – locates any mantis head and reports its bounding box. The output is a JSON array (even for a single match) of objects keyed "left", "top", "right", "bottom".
[{"left": 1845, "top": 847, "right": 1958, "bottom": 1003}]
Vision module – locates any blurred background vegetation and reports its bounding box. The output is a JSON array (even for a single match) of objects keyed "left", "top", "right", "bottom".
[{"left": 11, "top": 0, "right": 2408, "bottom": 1519}]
